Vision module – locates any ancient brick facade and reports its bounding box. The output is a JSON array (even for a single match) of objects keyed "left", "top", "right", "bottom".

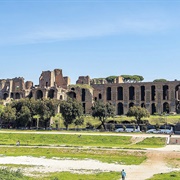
[{"left": 0, "top": 69, "right": 180, "bottom": 115}]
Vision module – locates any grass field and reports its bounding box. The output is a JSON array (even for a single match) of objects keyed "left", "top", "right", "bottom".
[
  {"left": 0, "top": 133, "right": 166, "bottom": 148},
  {"left": 0, "top": 147, "right": 146, "bottom": 165},
  {"left": 147, "top": 171, "right": 180, "bottom": 180}
]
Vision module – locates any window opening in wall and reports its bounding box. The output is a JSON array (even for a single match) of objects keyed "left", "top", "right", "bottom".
[
  {"left": 107, "top": 87, "right": 111, "bottom": 100},
  {"left": 129, "top": 102, "right": 134, "bottom": 108},
  {"left": 82, "top": 89, "right": 85, "bottom": 101},
  {"left": 163, "top": 102, "right": 169, "bottom": 113},
  {"left": 117, "top": 87, "right": 123, "bottom": 100},
  {"left": 10, "top": 93, "right": 14, "bottom": 99},
  {"left": 163, "top": 85, "right": 169, "bottom": 100},
  {"left": 141, "top": 86, "right": 145, "bottom": 101},
  {"left": 60, "top": 95, "right": 63, "bottom": 100},
  {"left": 83, "top": 103, "right": 86, "bottom": 114},
  {"left": 99, "top": 93, "right": 102, "bottom": 100},
  {"left": 129, "top": 86, "right": 135, "bottom": 100},
  {"left": 36, "top": 90, "right": 43, "bottom": 99},
  {"left": 46, "top": 82, "right": 48, "bottom": 87},
  {"left": 151, "top": 103, "right": 156, "bottom": 115},
  {"left": 15, "top": 93, "right": 20, "bottom": 99},
  {"left": 3, "top": 93, "right": 8, "bottom": 100},
  {"left": 48, "top": 89, "right": 55, "bottom": 99},
  {"left": 117, "top": 102, "right": 124, "bottom": 115},
  {"left": 141, "top": 103, "right": 146, "bottom": 108},
  {"left": 94, "top": 97, "right": 97, "bottom": 101},
  {"left": 151, "top": 86, "right": 156, "bottom": 101}
]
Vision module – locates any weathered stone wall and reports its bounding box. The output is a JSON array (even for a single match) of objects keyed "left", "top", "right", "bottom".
[{"left": 76, "top": 76, "right": 90, "bottom": 85}]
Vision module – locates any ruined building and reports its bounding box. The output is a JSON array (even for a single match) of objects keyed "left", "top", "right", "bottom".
[{"left": 0, "top": 68, "right": 180, "bottom": 115}]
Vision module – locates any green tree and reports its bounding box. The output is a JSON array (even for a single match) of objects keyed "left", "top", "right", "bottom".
[
  {"left": 60, "top": 98, "right": 83, "bottom": 130},
  {"left": 1, "top": 105, "right": 16, "bottom": 127},
  {"left": 127, "top": 106, "right": 150, "bottom": 125},
  {"left": 106, "top": 76, "right": 118, "bottom": 83},
  {"left": 74, "top": 116, "right": 84, "bottom": 130},
  {"left": 91, "top": 101, "right": 115, "bottom": 130},
  {"left": 153, "top": 79, "right": 167, "bottom": 82}
]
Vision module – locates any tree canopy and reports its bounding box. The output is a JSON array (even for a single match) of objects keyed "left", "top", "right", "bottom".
[
  {"left": 91, "top": 101, "right": 115, "bottom": 130},
  {"left": 121, "top": 75, "right": 144, "bottom": 83},
  {"left": 60, "top": 98, "right": 83, "bottom": 130},
  {"left": 127, "top": 106, "right": 150, "bottom": 125},
  {"left": 153, "top": 79, "right": 167, "bottom": 82}
]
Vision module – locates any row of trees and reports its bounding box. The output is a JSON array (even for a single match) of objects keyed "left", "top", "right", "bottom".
[{"left": 0, "top": 97, "right": 150, "bottom": 130}]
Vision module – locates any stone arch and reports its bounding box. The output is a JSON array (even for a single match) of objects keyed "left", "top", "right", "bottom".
[
  {"left": 48, "top": 89, "right": 55, "bottom": 99},
  {"left": 163, "top": 85, "right": 169, "bottom": 100},
  {"left": 60, "top": 95, "right": 63, "bottom": 100},
  {"left": 163, "top": 102, "right": 170, "bottom": 113},
  {"left": 117, "top": 102, "right": 124, "bottom": 115},
  {"left": 67, "top": 92, "right": 76, "bottom": 99},
  {"left": 175, "top": 85, "right": 180, "bottom": 114},
  {"left": 151, "top": 103, "right": 156, "bottom": 115},
  {"left": 129, "top": 86, "right": 135, "bottom": 100},
  {"left": 15, "top": 93, "right": 20, "bottom": 99},
  {"left": 36, "top": 90, "right": 43, "bottom": 99},
  {"left": 10, "top": 93, "right": 14, "bottom": 99},
  {"left": 141, "top": 103, "right": 146, "bottom": 108},
  {"left": 107, "top": 87, "right": 111, "bottom": 101},
  {"left": 3, "top": 93, "right": 8, "bottom": 100},
  {"left": 129, "top": 102, "right": 134, "bottom": 108},
  {"left": 117, "top": 87, "right": 123, "bottom": 100},
  {"left": 99, "top": 93, "right": 102, "bottom": 100}
]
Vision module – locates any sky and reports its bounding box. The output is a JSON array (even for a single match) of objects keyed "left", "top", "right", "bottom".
[{"left": 0, "top": 0, "right": 180, "bottom": 85}]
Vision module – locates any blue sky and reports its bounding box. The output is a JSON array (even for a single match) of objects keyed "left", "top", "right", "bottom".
[{"left": 0, "top": 0, "right": 180, "bottom": 85}]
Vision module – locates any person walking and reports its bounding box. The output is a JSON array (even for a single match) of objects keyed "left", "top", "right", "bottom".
[{"left": 121, "top": 169, "right": 126, "bottom": 180}]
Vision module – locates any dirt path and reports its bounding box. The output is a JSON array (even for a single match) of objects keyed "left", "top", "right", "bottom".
[{"left": 0, "top": 145, "right": 179, "bottom": 180}]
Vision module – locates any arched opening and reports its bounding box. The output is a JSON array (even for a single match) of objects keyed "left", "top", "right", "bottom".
[
  {"left": 117, "top": 87, "right": 123, "bottom": 100},
  {"left": 48, "top": 89, "right": 55, "bottom": 99},
  {"left": 151, "top": 85, "right": 156, "bottom": 101},
  {"left": 163, "top": 102, "right": 169, "bottom": 113},
  {"left": 94, "top": 97, "right": 97, "bottom": 101},
  {"left": 117, "top": 102, "right": 124, "bottom": 115},
  {"left": 99, "top": 93, "right": 102, "bottom": 100},
  {"left": 60, "top": 95, "right": 63, "bottom": 100},
  {"left": 141, "top": 103, "right": 146, "bottom": 108},
  {"left": 175, "top": 85, "right": 180, "bottom": 113},
  {"left": 15, "top": 93, "right": 20, "bottom": 99},
  {"left": 141, "top": 86, "right": 145, "bottom": 101},
  {"left": 10, "top": 93, "right": 14, "bottom": 99},
  {"left": 151, "top": 103, "right": 156, "bottom": 115},
  {"left": 3, "top": 93, "right": 8, "bottom": 100},
  {"left": 36, "top": 90, "right": 43, "bottom": 99},
  {"left": 163, "top": 85, "right": 169, "bottom": 100},
  {"left": 83, "top": 103, "right": 86, "bottom": 114},
  {"left": 107, "top": 87, "right": 111, "bottom": 101},
  {"left": 28, "top": 91, "right": 33, "bottom": 99},
  {"left": 71, "top": 88, "right": 75, "bottom": 91},
  {"left": 67, "top": 92, "right": 76, "bottom": 99},
  {"left": 82, "top": 89, "right": 86, "bottom": 101},
  {"left": 129, "top": 102, "right": 134, "bottom": 108},
  {"left": 129, "top": 86, "right": 135, "bottom": 100}
]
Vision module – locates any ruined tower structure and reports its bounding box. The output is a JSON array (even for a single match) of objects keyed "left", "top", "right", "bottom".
[{"left": 0, "top": 68, "right": 180, "bottom": 115}]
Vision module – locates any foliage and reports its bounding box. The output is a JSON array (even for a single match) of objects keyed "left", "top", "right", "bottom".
[
  {"left": 105, "top": 76, "right": 118, "bottom": 83},
  {"left": 121, "top": 75, "right": 144, "bottom": 82},
  {"left": 91, "top": 101, "right": 115, "bottom": 129},
  {"left": 1, "top": 105, "right": 16, "bottom": 125},
  {"left": 60, "top": 98, "right": 83, "bottom": 130},
  {"left": 74, "top": 116, "right": 84, "bottom": 127},
  {"left": 127, "top": 106, "right": 150, "bottom": 124},
  {"left": 0, "top": 168, "right": 30, "bottom": 180},
  {"left": 153, "top": 79, "right": 168, "bottom": 82}
]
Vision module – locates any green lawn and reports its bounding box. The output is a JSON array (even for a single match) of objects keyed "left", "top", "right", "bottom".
[
  {"left": 0, "top": 147, "right": 146, "bottom": 165},
  {"left": 0, "top": 133, "right": 166, "bottom": 149},
  {"left": 147, "top": 171, "right": 180, "bottom": 180},
  {"left": 0, "top": 168, "right": 121, "bottom": 180}
]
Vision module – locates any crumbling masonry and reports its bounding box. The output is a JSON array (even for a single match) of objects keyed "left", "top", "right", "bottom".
[{"left": 0, "top": 69, "right": 180, "bottom": 115}]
